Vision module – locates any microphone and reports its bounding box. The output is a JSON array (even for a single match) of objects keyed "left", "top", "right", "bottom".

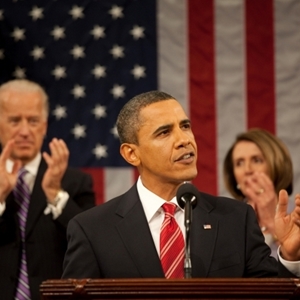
[
  {"left": 177, "top": 182, "right": 198, "bottom": 221},
  {"left": 176, "top": 182, "right": 198, "bottom": 279}
]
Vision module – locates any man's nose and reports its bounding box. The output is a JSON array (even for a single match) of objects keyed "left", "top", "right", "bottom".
[
  {"left": 18, "top": 120, "right": 30, "bottom": 134},
  {"left": 175, "top": 129, "right": 190, "bottom": 147}
]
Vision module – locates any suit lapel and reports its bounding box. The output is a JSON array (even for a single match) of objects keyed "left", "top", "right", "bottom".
[
  {"left": 25, "top": 159, "right": 47, "bottom": 238},
  {"left": 190, "top": 192, "right": 218, "bottom": 277},
  {"left": 111, "top": 186, "right": 219, "bottom": 278},
  {"left": 115, "top": 186, "right": 164, "bottom": 278}
]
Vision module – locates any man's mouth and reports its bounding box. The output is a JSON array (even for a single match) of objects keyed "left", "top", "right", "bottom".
[
  {"left": 175, "top": 152, "right": 194, "bottom": 162},
  {"left": 15, "top": 141, "right": 33, "bottom": 148}
]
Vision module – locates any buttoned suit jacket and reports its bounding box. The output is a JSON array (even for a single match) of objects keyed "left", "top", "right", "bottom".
[
  {"left": 62, "top": 183, "right": 294, "bottom": 280},
  {"left": 0, "top": 158, "right": 95, "bottom": 300}
]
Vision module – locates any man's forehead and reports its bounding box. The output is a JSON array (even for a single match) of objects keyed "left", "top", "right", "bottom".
[
  {"left": 142, "top": 99, "right": 185, "bottom": 115},
  {"left": 140, "top": 101, "right": 189, "bottom": 129}
]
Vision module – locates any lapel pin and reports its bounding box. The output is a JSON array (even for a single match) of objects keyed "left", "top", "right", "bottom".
[{"left": 203, "top": 224, "right": 212, "bottom": 229}]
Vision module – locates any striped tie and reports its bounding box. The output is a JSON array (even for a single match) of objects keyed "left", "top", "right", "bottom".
[
  {"left": 160, "top": 203, "right": 184, "bottom": 279},
  {"left": 13, "top": 168, "right": 31, "bottom": 300}
]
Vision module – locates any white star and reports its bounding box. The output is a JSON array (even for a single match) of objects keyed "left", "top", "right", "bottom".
[
  {"left": 13, "top": 67, "right": 26, "bottom": 79},
  {"left": 110, "top": 84, "right": 125, "bottom": 99},
  {"left": 69, "top": 5, "right": 84, "bottom": 20},
  {"left": 90, "top": 25, "right": 105, "bottom": 39},
  {"left": 91, "top": 64, "right": 106, "bottom": 79},
  {"left": 51, "top": 26, "right": 65, "bottom": 40},
  {"left": 108, "top": 5, "right": 123, "bottom": 19},
  {"left": 71, "top": 124, "right": 86, "bottom": 139},
  {"left": 52, "top": 105, "right": 67, "bottom": 120},
  {"left": 71, "top": 84, "right": 85, "bottom": 99},
  {"left": 29, "top": 6, "right": 44, "bottom": 21},
  {"left": 130, "top": 25, "right": 145, "bottom": 40},
  {"left": 91, "top": 104, "right": 106, "bottom": 119},
  {"left": 110, "top": 45, "right": 124, "bottom": 59},
  {"left": 0, "top": 10, "right": 4, "bottom": 21},
  {"left": 11, "top": 27, "right": 26, "bottom": 41},
  {"left": 70, "top": 45, "right": 85, "bottom": 59},
  {"left": 0, "top": 49, "right": 4, "bottom": 59},
  {"left": 92, "top": 144, "right": 108, "bottom": 159},
  {"left": 110, "top": 125, "right": 119, "bottom": 138},
  {"left": 52, "top": 65, "right": 66, "bottom": 80},
  {"left": 30, "top": 46, "right": 45, "bottom": 60},
  {"left": 131, "top": 65, "right": 146, "bottom": 79}
]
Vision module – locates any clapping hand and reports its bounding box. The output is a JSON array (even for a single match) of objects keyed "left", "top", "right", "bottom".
[
  {"left": 275, "top": 190, "right": 300, "bottom": 261},
  {"left": 0, "top": 140, "right": 21, "bottom": 203},
  {"left": 41, "top": 138, "right": 69, "bottom": 204},
  {"left": 242, "top": 172, "right": 277, "bottom": 235}
]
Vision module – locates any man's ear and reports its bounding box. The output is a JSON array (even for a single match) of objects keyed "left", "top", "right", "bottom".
[{"left": 120, "top": 143, "right": 140, "bottom": 167}]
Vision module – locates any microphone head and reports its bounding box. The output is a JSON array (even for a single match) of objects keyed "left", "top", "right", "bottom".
[{"left": 176, "top": 182, "right": 198, "bottom": 209}]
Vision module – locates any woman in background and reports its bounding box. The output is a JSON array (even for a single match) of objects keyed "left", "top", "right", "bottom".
[{"left": 223, "top": 128, "right": 293, "bottom": 258}]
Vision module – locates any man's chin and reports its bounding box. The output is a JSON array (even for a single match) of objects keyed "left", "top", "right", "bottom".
[
  {"left": 11, "top": 150, "right": 36, "bottom": 162},
  {"left": 177, "top": 170, "right": 198, "bottom": 183}
]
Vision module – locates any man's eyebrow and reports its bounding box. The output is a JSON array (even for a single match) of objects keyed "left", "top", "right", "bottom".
[
  {"left": 180, "top": 119, "right": 191, "bottom": 126},
  {"left": 152, "top": 123, "right": 172, "bottom": 135},
  {"left": 152, "top": 119, "right": 191, "bottom": 136}
]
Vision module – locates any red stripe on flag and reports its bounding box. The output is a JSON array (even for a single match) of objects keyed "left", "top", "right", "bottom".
[
  {"left": 245, "top": 0, "right": 275, "bottom": 133},
  {"left": 81, "top": 167, "right": 104, "bottom": 205},
  {"left": 188, "top": 0, "right": 217, "bottom": 194}
]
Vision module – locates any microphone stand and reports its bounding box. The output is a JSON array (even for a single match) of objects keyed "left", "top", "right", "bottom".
[{"left": 183, "top": 196, "right": 195, "bottom": 278}]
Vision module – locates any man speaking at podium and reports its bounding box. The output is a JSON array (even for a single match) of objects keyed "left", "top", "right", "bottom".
[{"left": 63, "top": 91, "right": 300, "bottom": 279}]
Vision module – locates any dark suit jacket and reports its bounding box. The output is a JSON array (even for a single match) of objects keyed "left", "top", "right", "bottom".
[
  {"left": 62, "top": 184, "right": 294, "bottom": 279},
  {"left": 0, "top": 158, "right": 95, "bottom": 300}
]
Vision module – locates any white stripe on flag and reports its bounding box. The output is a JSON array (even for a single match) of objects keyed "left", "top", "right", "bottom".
[
  {"left": 157, "top": 0, "right": 189, "bottom": 115},
  {"left": 104, "top": 168, "right": 135, "bottom": 202},
  {"left": 215, "top": 0, "right": 247, "bottom": 197}
]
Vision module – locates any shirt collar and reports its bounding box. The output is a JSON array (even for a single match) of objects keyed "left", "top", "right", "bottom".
[
  {"left": 137, "top": 176, "right": 182, "bottom": 223},
  {"left": 6, "top": 152, "right": 41, "bottom": 176}
]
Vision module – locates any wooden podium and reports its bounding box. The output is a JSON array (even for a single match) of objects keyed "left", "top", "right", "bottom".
[{"left": 40, "top": 278, "right": 300, "bottom": 299}]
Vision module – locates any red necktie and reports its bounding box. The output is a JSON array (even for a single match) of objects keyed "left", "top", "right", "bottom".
[{"left": 160, "top": 202, "right": 184, "bottom": 278}]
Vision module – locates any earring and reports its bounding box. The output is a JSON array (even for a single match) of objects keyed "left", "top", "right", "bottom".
[{"left": 236, "top": 184, "right": 240, "bottom": 190}]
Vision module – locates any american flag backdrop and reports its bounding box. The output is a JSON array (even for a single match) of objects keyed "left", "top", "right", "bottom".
[{"left": 0, "top": 0, "right": 300, "bottom": 207}]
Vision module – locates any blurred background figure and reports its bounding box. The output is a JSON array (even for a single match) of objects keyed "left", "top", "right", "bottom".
[
  {"left": 223, "top": 128, "right": 293, "bottom": 258},
  {"left": 0, "top": 79, "right": 95, "bottom": 300}
]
